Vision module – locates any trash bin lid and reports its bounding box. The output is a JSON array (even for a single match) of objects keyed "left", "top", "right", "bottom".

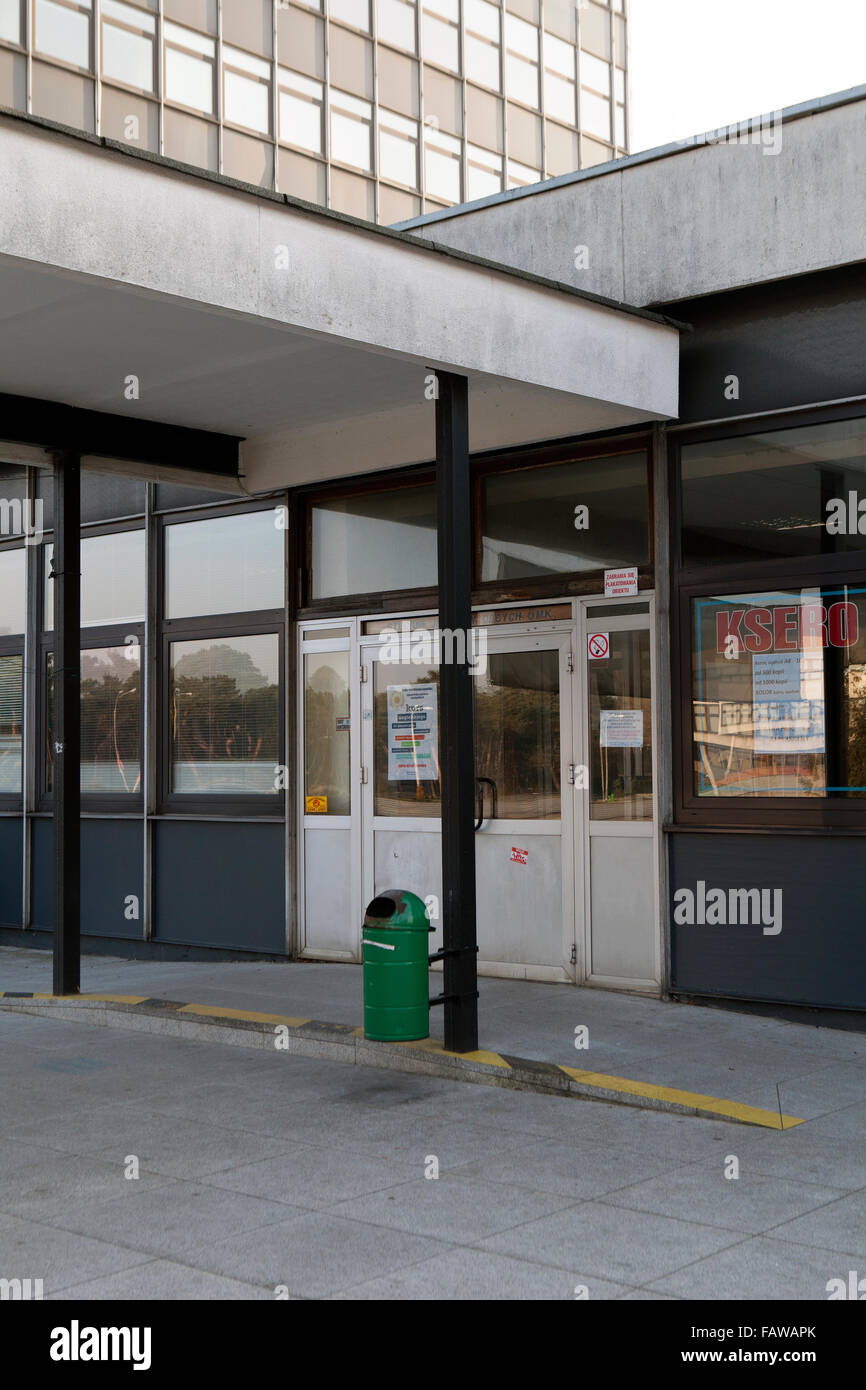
[{"left": 363, "top": 889, "right": 431, "bottom": 930}]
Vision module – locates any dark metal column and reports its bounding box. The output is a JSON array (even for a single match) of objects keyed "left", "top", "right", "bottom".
[
  {"left": 52, "top": 453, "right": 81, "bottom": 996},
  {"left": 435, "top": 372, "right": 478, "bottom": 1053}
]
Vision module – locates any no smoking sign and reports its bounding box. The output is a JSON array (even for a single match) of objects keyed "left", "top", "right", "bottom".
[{"left": 587, "top": 632, "right": 610, "bottom": 660}]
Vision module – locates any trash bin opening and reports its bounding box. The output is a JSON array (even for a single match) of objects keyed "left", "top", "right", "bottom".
[{"left": 365, "top": 895, "right": 400, "bottom": 920}]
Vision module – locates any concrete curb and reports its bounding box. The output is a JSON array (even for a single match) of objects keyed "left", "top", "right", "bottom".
[{"left": 0, "top": 992, "right": 803, "bottom": 1130}]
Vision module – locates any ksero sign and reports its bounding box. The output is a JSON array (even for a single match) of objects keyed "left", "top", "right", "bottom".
[{"left": 715, "top": 602, "right": 858, "bottom": 655}]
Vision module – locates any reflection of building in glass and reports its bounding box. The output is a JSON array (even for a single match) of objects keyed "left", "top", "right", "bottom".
[{"left": 0, "top": 0, "right": 628, "bottom": 223}]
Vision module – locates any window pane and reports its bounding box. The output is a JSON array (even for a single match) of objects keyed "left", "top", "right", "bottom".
[
  {"left": 0, "top": 0, "right": 21, "bottom": 44},
  {"left": 380, "top": 124, "right": 417, "bottom": 185},
  {"left": 304, "top": 650, "right": 350, "bottom": 814},
  {"left": 170, "top": 634, "right": 280, "bottom": 794},
  {"left": 476, "top": 649, "right": 560, "bottom": 818},
  {"left": 331, "top": 106, "right": 371, "bottom": 169},
  {"left": 422, "top": 12, "right": 458, "bottom": 71},
  {"left": 45, "top": 530, "right": 146, "bottom": 629},
  {"left": 482, "top": 453, "right": 649, "bottom": 580},
  {"left": 465, "top": 35, "right": 499, "bottom": 90},
  {"left": 331, "top": 0, "right": 370, "bottom": 29},
  {"left": 544, "top": 69, "right": 574, "bottom": 123},
  {"left": 588, "top": 628, "right": 652, "bottom": 821},
  {"left": 35, "top": 0, "right": 91, "bottom": 68},
  {"left": 103, "top": 16, "right": 154, "bottom": 91},
  {"left": 165, "top": 511, "right": 284, "bottom": 618},
  {"left": 681, "top": 418, "right": 866, "bottom": 566},
  {"left": 0, "top": 653, "right": 22, "bottom": 794},
  {"left": 374, "top": 660, "right": 440, "bottom": 816},
  {"left": 46, "top": 646, "right": 141, "bottom": 794},
  {"left": 279, "top": 87, "right": 322, "bottom": 152},
  {"left": 424, "top": 138, "right": 461, "bottom": 200},
  {"left": 0, "top": 549, "right": 25, "bottom": 636},
  {"left": 378, "top": 0, "right": 415, "bottom": 51},
  {"left": 0, "top": 463, "right": 28, "bottom": 536},
  {"left": 543, "top": 31, "right": 574, "bottom": 79},
  {"left": 311, "top": 485, "right": 436, "bottom": 598},
  {"left": 506, "top": 52, "right": 537, "bottom": 106},
  {"left": 580, "top": 87, "right": 610, "bottom": 139},
  {"left": 692, "top": 588, "right": 866, "bottom": 799},
  {"left": 165, "top": 44, "right": 213, "bottom": 112},
  {"left": 580, "top": 49, "right": 610, "bottom": 94},
  {"left": 466, "top": 0, "right": 498, "bottom": 41},
  {"left": 467, "top": 156, "right": 500, "bottom": 199},
  {"left": 224, "top": 67, "right": 269, "bottom": 133}
]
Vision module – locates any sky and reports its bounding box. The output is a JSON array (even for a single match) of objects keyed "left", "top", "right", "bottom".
[{"left": 627, "top": 0, "right": 866, "bottom": 153}]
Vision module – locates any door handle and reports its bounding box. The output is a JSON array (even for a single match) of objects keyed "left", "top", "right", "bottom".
[{"left": 475, "top": 776, "right": 498, "bottom": 829}]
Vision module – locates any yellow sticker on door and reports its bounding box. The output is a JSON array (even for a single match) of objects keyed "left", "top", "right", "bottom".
[{"left": 305, "top": 795, "right": 328, "bottom": 814}]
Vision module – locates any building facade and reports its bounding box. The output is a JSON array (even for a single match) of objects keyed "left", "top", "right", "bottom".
[
  {"left": 0, "top": 85, "right": 864, "bottom": 1023},
  {"left": 0, "top": 0, "right": 629, "bottom": 223}
]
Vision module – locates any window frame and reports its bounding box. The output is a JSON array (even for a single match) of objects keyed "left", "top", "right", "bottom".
[
  {"left": 162, "top": 16, "right": 217, "bottom": 119},
  {"left": 157, "top": 501, "right": 286, "bottom": 817},
  {"left": 671, "top": 403, "right": 866, "bottom": 830},
  {"left": 99, "top": 0, "right": 156, "bottom": 98},
  {"left": 0, "top": 535, "right": 25, "bottom": 809},
  {"left": 221, "top": 40, "right": 272, "bottom": 138},
  {"left": 32, "top": 0, "right": 93, "bottom": 76}
]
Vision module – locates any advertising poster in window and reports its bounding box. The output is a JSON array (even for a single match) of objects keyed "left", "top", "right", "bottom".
[
  {"left": 751, "top": 651, "right": 825, "bottom": 755},
  {"left": 387, "top": 684, "right": 438, "bottom": 781}
]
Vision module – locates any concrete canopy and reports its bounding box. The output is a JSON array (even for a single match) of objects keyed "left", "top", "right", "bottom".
[{"left": 0, "top": 113, "right": 681, "bottom": 489}]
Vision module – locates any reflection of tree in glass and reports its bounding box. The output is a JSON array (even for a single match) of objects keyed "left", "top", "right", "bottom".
[
  {"left": 475, "top": 686, "right": 560, "bottom": 801},
  {"left": 46, "top": 649, "right": 139, "bottom": 793},
  {"left": 305, "top": 661, "right": 349, "bottom": 813},
  {"left": 172, "top": 644, "right": 278, "bottom": 786},
  {"left": 845, "top": 664, "right": 866, "bottom": 796},
  {"left": 0, "top": 656, "right": 22, "bottom": 787}
]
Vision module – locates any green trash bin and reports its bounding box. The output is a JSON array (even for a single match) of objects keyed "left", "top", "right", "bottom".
[{"left": 362, "top": 889, "right": 434, "bottom": 1042}]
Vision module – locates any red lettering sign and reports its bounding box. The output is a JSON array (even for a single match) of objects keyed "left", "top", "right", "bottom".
[{"left": 714, "top": 602, "right": 859, "bottom": 653}]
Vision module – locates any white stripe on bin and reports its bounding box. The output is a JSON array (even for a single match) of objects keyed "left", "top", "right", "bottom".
[{"left": 362, "top": 939, "right": 396, "bottom": 950}]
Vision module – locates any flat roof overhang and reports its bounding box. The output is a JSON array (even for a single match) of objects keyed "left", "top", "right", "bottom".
[{"left": 0, "top": 112, "right": 682, "bottom": 488}]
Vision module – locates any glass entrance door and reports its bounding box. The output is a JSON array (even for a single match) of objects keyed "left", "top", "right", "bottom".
[{"left": 360, "top": 628, "right": 575, "bottom": 977}]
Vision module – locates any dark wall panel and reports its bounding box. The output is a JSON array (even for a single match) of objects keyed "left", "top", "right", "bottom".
[
  {"left": 664, "top": 264, "right": 866, "bottom": 422},
  {"left": 0, "top": 818, "right": 23, "bottom": 926},
  {"left": 154, "top": 821, "right": 285, "bottom": 953},
  {"left": 670, "top": 833, "right": 866, "bottom": 1009},
  {"left": 31, "top": 818, "right": 144, "bottom": 939}
]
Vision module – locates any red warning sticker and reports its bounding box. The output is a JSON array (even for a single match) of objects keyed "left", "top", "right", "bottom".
[{"left": 510, "top": 846, "right": 528, "bottom": 865}]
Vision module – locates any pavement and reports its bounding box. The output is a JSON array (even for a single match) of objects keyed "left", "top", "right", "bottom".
[
  {"left": 2, "top": 1001, "right": 866, "bottom": 1299},
  {"left": 2, "top": 946, "right": 866, "bottom": 1300},
  {"left": 1, "top": 946, "right": 865, "bottom": 1127}
]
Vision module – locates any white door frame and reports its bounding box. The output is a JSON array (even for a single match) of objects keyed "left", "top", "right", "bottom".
[{"left": 574, "top": 594, "right": 662, "bottom": 993}]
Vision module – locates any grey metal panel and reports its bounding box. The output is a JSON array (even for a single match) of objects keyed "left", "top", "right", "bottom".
[
  {"left": 0, "top": 818, "right": 23, "bottom": 926},
  {"left": 153, "top": 820, "right": 286, "bottom": 952},
  {"left": 670, "top": 833, "right": 866, "bottom": 1010},
  {"left": 671, "top": 265, "right": 866, "bottom": 423},
  {"left": 30, "top": 818, "right": 144, "bottom": 939}
]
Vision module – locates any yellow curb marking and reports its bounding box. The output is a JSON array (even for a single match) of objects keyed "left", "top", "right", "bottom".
[
  {"left": 387, "top": 1036, "right": 512, "bottom": 1068},
  {"left": 560, "top": 1066, "right": 803, "bottom": 1130},
  {"left": 178, "top": 1004, "right": 310, "bottom": 1028}
]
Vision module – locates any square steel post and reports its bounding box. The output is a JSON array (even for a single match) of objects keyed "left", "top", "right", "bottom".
[
  {"left": 52, "top": 453, "right": 81, "bottom": 996},
  {"left": 435, "top": 372, "right": 478, "bottom": 1053}
]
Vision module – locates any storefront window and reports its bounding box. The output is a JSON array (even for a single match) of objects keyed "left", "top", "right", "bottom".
[
  {"left": 311, "top": 484, "right": 436, "bottom": 599},
  {"left": 588, "top": 628, "right": 652, "bottom": 820},
  {"left": 681, "top": 417, "right": 866, "bottom": 566},
  {"left": 46, "top": 646, "right": 141, "bottom": 794},
  {"left": 44, "top": 530, "right": 145, "bottom": 629},
  {"left": 165, "top": 510, "right": 284, "bottom": 618},
  {"left": 691, "top": 587, "right": 866, "bottom": 798},
  {"left": 482, "top": 451, "right": 649, "bottom": 581},
  {"left": 304, "top": 650, "right": 350, "bottom": 815},
  {"left": 475, "top": 648, "right": 560, "bottom": 818},
  {"left": 0, "top": 653, "right": 23, "bottom": 794},
  {"left": 169, "top": 634, "right": 280, "bottom": 794},
  {"left": 0, "top": 549, "right": 25, "bottom": 636}
]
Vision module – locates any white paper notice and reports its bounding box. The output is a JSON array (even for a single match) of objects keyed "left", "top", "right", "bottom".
[
  {"left": 600, "top": 709, "right": 644, "bottom": 748},
  {"left": 387, "top": 684, "right": 438, "bottom": 780},
  {"left": 751, "top": 651, "right": 824, "bottom": 754},
  {"left": 604, "top": 566, "right": 638, "bottom": 598}
]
